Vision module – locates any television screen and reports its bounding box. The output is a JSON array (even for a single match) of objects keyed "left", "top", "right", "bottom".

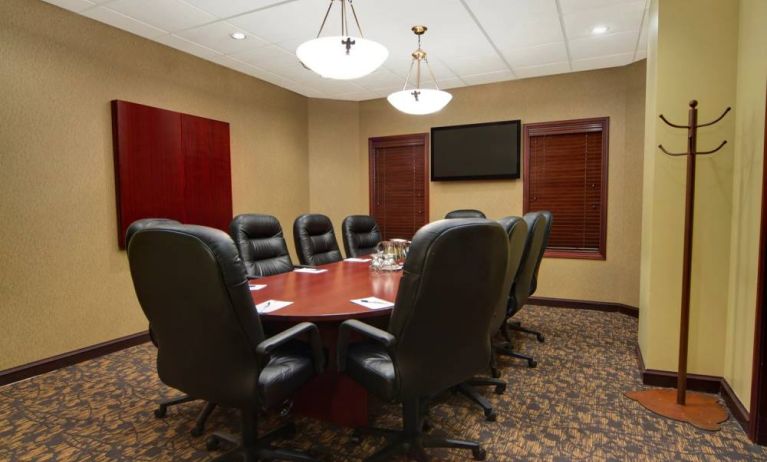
[{"left": 431, "top": 120, "right": 521, "bottom": 181}]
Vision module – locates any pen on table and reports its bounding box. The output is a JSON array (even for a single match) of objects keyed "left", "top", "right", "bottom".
[{"left": 361, "top": 299, "right": 386, "bottom": 304}]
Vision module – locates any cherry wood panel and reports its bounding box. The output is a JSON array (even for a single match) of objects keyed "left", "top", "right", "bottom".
[
  {"left": 524, "top": 118, "right": 609, "bottom": 260},
  {"left": 369, "top": 133, "right": 429, "bottom": 241},
  {"left": 111, "top": 100, "right": 232, "bottom": 249},
  {"left": 254, "top": 260, "right": 400, "bottom": 322}
]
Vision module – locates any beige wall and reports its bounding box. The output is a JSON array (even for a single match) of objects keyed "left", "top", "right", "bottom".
[
  {"left": 723, "top": 0, "right": 767, "bottom": 410},
  {"left": 0, "top": 0, "right": 309, "bottom": 370},
  {"left": 343, "top": 63, "right": 646, "bottom": 307}
]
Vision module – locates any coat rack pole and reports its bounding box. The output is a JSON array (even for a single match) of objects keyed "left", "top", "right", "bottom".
[{"left": 677, "top": 101, "right": 698, "bottom": 405}]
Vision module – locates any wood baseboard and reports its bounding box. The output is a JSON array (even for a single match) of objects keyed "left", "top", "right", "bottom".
[
  {"left": 635, "top": 344, "right": 750, "bottom": 432},
  {"left": 0, "top": 331, "right": 150, "bottom": 387},
  {"left": 527, "top": 296, "right": 639, "bottom": 318}
]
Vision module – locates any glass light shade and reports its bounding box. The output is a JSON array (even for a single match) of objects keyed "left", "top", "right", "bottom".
[
  {"left": 387, "top": 88, "right": 453, "bottom": 115},
  {"left": 296, "top": 36, "right": 388, "bottom": 80}
]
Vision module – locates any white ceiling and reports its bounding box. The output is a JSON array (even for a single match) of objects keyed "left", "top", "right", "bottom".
[{"left": 43, "top": 0, "right": 649, "bottom": 101}]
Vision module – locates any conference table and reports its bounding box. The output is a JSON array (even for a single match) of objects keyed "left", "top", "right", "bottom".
[{"left": 251, "top": 259, "right": 402, "bottom": 427}]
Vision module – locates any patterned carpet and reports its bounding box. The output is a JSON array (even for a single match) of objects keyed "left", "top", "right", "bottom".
[{"left": 1, "top": 306, "right": 766, "bottom": 461}]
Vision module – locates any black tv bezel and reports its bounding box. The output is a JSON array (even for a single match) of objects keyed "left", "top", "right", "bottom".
[{"left": 430, "top": 119, "right": 522, "bottom": 181}]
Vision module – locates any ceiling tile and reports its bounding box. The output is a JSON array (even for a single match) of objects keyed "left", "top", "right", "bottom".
[
  {"left": 463, "top": 0, "right": 563, "bottom": 50},
  {"left": 175, "top": 21, "right": 269, "bottom": 54},
  {"left": 569, "top": 30, "right": 638, "bottom": 60},
  {"left": 106, "top": 0, "right": 216, "bottom": 32},
  {"left": 385, "top": 57, "right": 457, "bottom": 82},
  {"left": 154, "top": 34, "right": 220, "bottom": 59},
  {"left": 355, "top": 68, "right": 405, "bottom": 91},
  {"left": 461, "top": 70, "right": 516, "bottom": 86},
  {"left": 442, "top": 53, "right": 508, "bottom": 76},
  {"left": 572, "top": 52, "right": 634, "bottom": 71},
  {"left": 559, "top": 0, "right": 645, "bottom": 15},
  {"left": 41, "top": 0, "right": 96, "bottom": 13},
  {"left": 229, "top": 0, "right": 331, "bottom": 44},
  {"left": 514, "top": 61, "right": 571, "bottom": 79},
  {"left": 563, "top": 0, "right": 645, "bottom": 40},
  {"left": 81, "top": 6, "right": 168, "bottom": 39},
  {"left": 229, "top": 45, "right": 297, "bottom": 68},
  {"left": 180, "top": 0, "right": 294, "bottom": 19},
  {"left": 504, "top": 42, "right": 568, "bottom": 68}
]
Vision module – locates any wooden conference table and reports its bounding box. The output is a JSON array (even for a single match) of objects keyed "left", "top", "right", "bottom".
[{"left": 252, "top": 259, "right": 402, "bottom": 427}]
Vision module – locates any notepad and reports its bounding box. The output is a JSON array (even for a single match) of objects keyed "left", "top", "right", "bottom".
[
  {"left": 351, "top": 297, "right": 394, "bottom": 310},
  {"left": 294, "top": 268, "right": 328, "bottom": 274},
  {"left": 249, "top": 284, "right": 267, "bottom": 291},
  {"left": 344, "top": 258, "right": 372, "bottom": 263},
  {"left": 256, "top": 300, "right": 292, "bottom": 314}
]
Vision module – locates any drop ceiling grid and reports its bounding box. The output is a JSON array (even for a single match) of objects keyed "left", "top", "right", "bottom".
[{"left": 42, "top": 0, "right": 649, "bottom": 101}]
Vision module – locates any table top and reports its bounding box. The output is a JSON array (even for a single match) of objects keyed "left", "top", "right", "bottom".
[{"left": 251, "top": 260, "right": 401, "bottom": 322}]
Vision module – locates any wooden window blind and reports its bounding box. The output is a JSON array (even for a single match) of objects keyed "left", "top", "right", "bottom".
[{"left": 523, "top": 118, "right": 609, "bottom": 260}]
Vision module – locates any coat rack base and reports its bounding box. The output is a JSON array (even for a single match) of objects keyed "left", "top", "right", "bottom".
[{"left": 625, "top": 389, "right": 728, "bottom": 431}]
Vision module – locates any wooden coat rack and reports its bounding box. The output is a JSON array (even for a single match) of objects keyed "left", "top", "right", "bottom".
[{"left": 626, "top": 100, "right": 731, "bottom": 431}]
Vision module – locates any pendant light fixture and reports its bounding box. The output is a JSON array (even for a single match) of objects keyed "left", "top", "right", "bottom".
[
  {"left": 296, "top": 0, "right": 388, "bottom": 80},
  {"left": 387, "top": 26, "right": 452, "bottom": 115}
]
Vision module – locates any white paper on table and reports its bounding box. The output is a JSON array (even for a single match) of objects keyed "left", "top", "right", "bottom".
[
  {"left": 256, "top": 300, "right": 293, "bottom": 314},
  {"left": 293, "top": 268, "right": 328, "bottom": 274},
  {"left": 351, "top": 296, "right": 395, "bottom": 310},
  {"left": 249, "top": 284, "right": 267, "bottom": 291},
  {"left": 344, "top": 258, "right": 372, "bottom": 263}
]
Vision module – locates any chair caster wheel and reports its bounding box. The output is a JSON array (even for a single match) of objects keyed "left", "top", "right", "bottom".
[
  {"left": 484, "top": 410, "right": 497, "bottom": 422},
  {"left": 350, "top": 429, "right": 363, "bottom": 444},
  {"left": 190, "top": 426, "right": 204, "bottom": 437},
  {"left": 473, "top": 447, "right": 487, "bottom": 460},
  {"left": 536, "top": 334, "right": 545, "bottom": 342},
  {"left": 422, "top": 420, "right": 433, "bottom": 433},
  {"left": 528, "top": 359, "right": 537, "bottom": 368},
  {"left": 494, "top": 384, "right": 506, "bottom": 395},
  {"left": 205, "top": 436, "right": 221, "bottom": 451},
  {"left": 154, "top": 407, "right": 167, "bottom": 419},
  {"left": 491, "top": 368, "right": 501, "bottom": 379}
]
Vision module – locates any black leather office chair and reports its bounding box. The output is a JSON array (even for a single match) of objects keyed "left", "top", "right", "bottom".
[
  {"left": 341, "top": 215, "right": 382, "bottom": 258},
  {"left": 508, "top": 210, "right": 553, "bottom": 343},
  {"left": 127, "top": 223, "right": 323, "bottom": 461},
  {"left": 495, "top": 211, "right": 549, "bottom": 368},
  {"left": 445, "top": 209, "right": 487, "bottom": 219},
  {"left": 126, "top": 219, "right": 216, "bottom": 437},
  {"left": 338, "top": 219, "right": 508, "bottom": 461},
  {"left": 456, "top": 216, "right": 528, "bottom": 421},
  {"left": 229, "top": 214, "right": 294, "bottom": 278},
  {"left": 293, "top": 214, "right": 343, "bottom": 266}
]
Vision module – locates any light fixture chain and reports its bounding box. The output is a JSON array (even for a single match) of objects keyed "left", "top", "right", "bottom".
[
  {"left": 403, "top": 60, "right": 415, "bottom": 90},
  {"left": 349, "top": 0, "right": 364, "bottom": 38},
  {"left": 425, "top": 58, "right": 440, "bottom": 90},
  {"left": 315, "top": 0, "right": 334, "bottom": 38},
  {"left": 341, "top": 0, "right": 346, "bottom": 36}
]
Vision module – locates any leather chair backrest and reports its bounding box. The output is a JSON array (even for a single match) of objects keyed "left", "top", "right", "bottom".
[
  {"left": 493, "top": 216, "right": 528, "bottom": 332},
  {"left": 342, "top": 215, "right": 382, "bottom": 258},
  {"left": 127, "top": 224, "right": 265, "bottom": 409},
  {"left": 508, "top": 212, "right": 548, "bottom": 317},
  {"left": 388, "top": 219, "right": 508, "bottom": 398},
  {"left": 229, "top": 214, "right": 293, "bottom": 277},
  {"left": 293, "top": 214, "right": 343, "bottom": 266},
  {"left": 445, "top": 209, "right": 487, "bottom": 219},
  {"left": 529, "top": 210, "right": 553, "bottom": 296},
  {"left": 125, "top": 218, "right": 181, "bottom": 247}
]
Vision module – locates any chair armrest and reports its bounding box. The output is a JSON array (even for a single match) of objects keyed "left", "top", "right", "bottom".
[
  {"left": 293, "top": 264, "right": 316, "bottom": 269},
  {"left": 256, "top": 322, "right": 324, "bottom": 373},
  {"left": 337, "top": 319, "right": 396, "bottom": 371},
  {"left": 246, "top": 275, "right": 261, "bottom": 280}
]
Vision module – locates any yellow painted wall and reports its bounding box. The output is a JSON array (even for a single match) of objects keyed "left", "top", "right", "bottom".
[
  {"left": 723, "top": 0, "right": 767, "bottom": 410},
  {"left": 308, "top": 99, "right": 361, "bottom": 232},
  {"left": 638, "top": 0, "right": 739, "bottom": 376},
  {"left": 359, "top": 64, "right": 646, "bottom": 307},
  {"left": 0, "top": 0, "right": 309, "bottom": 370}
]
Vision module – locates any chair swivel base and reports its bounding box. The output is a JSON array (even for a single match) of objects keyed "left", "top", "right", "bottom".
[
  {"left": 355, "top": 427, "right": 486, "bottom": 462},
  {"left": 207, "top": 422, "right": 316, "bottom": 462},
  {"left": 494, "top": 343, "right": 537, "bottom": 368},
  {"left": 507, "top": 321, "right": 545, "bottom": 342},
  {"left": 455, "top": 378, "right": 507, "bottom": 421},
  {"left": 154, "top": 395, "right": 218, "bottom": 437}
]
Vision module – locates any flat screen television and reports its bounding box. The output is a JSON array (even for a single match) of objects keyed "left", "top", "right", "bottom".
[{"left": 431, "top": 120, "right": 521, "bottom": 181}]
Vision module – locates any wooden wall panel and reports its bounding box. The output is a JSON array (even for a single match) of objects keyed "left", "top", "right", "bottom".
[{"left": 111, "top": 101, "right": 231, "bottom": 248}]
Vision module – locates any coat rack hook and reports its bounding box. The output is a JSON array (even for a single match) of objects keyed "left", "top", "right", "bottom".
[
  {"left": 658, "top": 144, "right": 687, "bottom": 156},
  {"left": 659, "top": 114, "right": 690, "bottom": 129},
  {"left": 698, "top": 107, "right": 732, "bottom": 128},
  {"left": 696, "top": 140, "right": 728, "bottom": 155}
]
